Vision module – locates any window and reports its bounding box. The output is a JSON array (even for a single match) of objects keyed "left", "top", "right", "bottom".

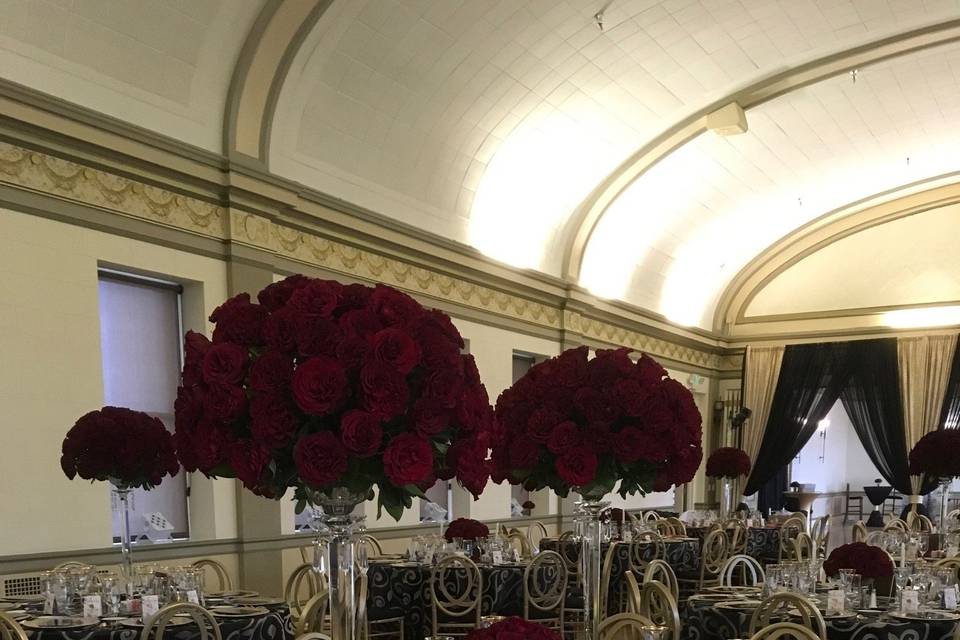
[
  {"left": 98, "top": 270, "right": 189, "bottom": 542},
  {"left": 510, "top": 352, "right": 538, "bottom": 517}
]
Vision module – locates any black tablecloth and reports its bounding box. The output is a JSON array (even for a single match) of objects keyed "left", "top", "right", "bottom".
[
  {"left": 688, "top": 526, "right": 781, "bottom": 561},
  {"left": 681, "top": 594, "right": 957, "bottom": 640},
  {"left": 27, "top": 603, "right": 292, "bottom": 640},
  {"left": 540, "top": 538, "right": 701, "bottom": 576}
]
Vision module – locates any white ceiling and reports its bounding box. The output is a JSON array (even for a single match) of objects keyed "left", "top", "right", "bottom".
[{"left": 0, "top": 0, "right": 264, "bottom": 150}]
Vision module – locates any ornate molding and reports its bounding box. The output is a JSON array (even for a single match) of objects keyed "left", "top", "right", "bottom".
[{"left": 0, "top": 140, "right": 727, "bottom": 372}]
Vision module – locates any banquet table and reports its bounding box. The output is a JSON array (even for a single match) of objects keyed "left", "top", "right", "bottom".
[
  {"left": 687, "top": 526, "right": 781, "bottom": 561},
  {"left": 539, "top": 537, "right": 701, "bottom": 575},
  {"left": 681, "top": 593, "right": 958, "bottom": 640}
]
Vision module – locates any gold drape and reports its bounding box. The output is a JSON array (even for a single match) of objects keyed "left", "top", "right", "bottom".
[
  {"left": 897, "top": 334, "right": 958, "bottom": 509},
  {"left": 740, "top": 345, "right": 785, "bottom": 501}
]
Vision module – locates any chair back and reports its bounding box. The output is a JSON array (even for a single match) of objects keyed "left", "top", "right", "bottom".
[
  {"left": 883, "top": 519, "right": 908, "bottom": 533},
  {"left": 789, "top": 533, "right": 814, "bottom": 561},
  {"left": 749, "top": 593, "right": 826, "bottom": 640},
  {"left": 910, "top": 513, "right": 934, "bottom": 532},
  {"left": 523, "top": 550, "right": 566, "bottom": 630},
  {"left": 936, "top": 557, "right": 960, "bottom": 585},
  {"left": 643, "top": 511, "right": 661, "bottom": 523},
  {"left": 851, "top": 521, "right": 867, "bottom": 543},
  {"left": 506, "top": 531, "right": 531, "bottom": 560},
  {"left": 778, "top": 516, "right": 805, "bottom": 560},
  {"left": 601, "top": 542, "right": 626, "bottom": 617},
  {"left": 664, "top": 518, "right": 686, "bottom": 537},
  {"left": 720, "top": 554, "right": 765, "bottom": 586},
  {"left": 812, "top": 517, "right": 830, "bottom": 555},
  {"left": 624, "top": 571, "right": 642, "bottom": 613},
  {"left": 285, "top": 563, "right": 322, "bottom": 618},
  {"left": 0, "top": 613, "right": 27, "bottom": 640},
  {"left": 630, "top": 531, "right": 665, "bottom": 575},
  {"left": 296, "top": 591, "right": 330, "bottom": 636},
  {"left": 139, "top": 602, "right": 222, "bottom": 640},
  {"left": 749, "top": 622, "right": 822, "bottom": 640},
  {"left": 598, "top": 612, "right": 656, "bottom": 640},
  {"left": 295, "top": 634, "right": 332, "bottom": 640},
  {"left": 638, "top": 580, "right": 680, "bottom": 640},
  {"left": 700, "top": 529, "right": 729, "bottom": 587},
  {"left": 643, "top": 559, "right": 679, "bottom": 602},
  {"left": 653, "top": 519, "right": 674, "bottom": 538},
  {"left": 431, "top": 555, "right": 482, "bottom": 637},
  {"left": 356, "top": 534, "right": 384, "bottom": 557},
  {"left": 527, "top": 521, "right": 549, "bottom": 552},
  {"left": 723, "top": 519, "right": 748, "bottom": 555},
  {"left": 191, "top": 559, "right": 232, "bottom": 591}
]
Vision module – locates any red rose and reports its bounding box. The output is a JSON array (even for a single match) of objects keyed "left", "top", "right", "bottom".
[
  {"left": 456, "top": 391, "right": 494, "bottom": 435},
  {"left": 292, "top": 356, "right": 348, "bottom": 416},
  {"left": 706, "top": 447, "right": 751, "bottom": 478},
  {"left": 340, "top": 410, "right": 383, "bottom": 457},
  {"left": 174, "top": 385, "right": 204, "bottom": 433},
  {"left": 413, "top": 399, "right": 449, "bottom": 437},
  {"left": 336, "top": 283, "right": 372, "bottom": 312},
  {"left": 450, "top": 437, "right": 490, "bottom": 498},
  {"left": 574, "top": 386, "right": 618, "bottom": 425},
  {"left": 547, "top": 421, "right": 581, "bottom": 455},
  {"left": 250, "top": 394, "right": 299, "bottom": 449},
  {"left": 204, "top": 384, "right": 247, "bottom": 422},
  {"left": 360, "top": 362, "right": 408, "bottom": 419},
  {"left": 248, "top": 350, "right": 294, "bottom": 393},
  {"left": 257, "top": 274, "right": 312, "bottom": 311},
  {"left": 635, "top": 353, "right": 667, "bottom": 386},
  {"left": 228, "top": 440, "right": 270, "bottom": 491},
  {"left": 182, "top": 331, "right": 211, "bottom": 386},
  {"left": 367, "top": 327, "right": 421, "bottom": 373},
  {"left": 287, "top": 279, "right": 342, "bottom": 319},
  {"left": 527, "top": 407, "right": 561, "bottom": 443},
  {"left": 262, "top": 306, "right": 298, "bottom": 353},
  {"left": 210, "top": 293, "right": 267, "bottom": 346},
  {"left": 613, "top": 378, "right": 649, "bottom": 417},
  {"left": 370, "top": 284, "right": 423, "bottom": 327},
  {"left": 383, "top": 433, "right": 433, "bottom": 486},
  {"left": 614, "top": 426, "right": 648, "bottom": 463},
  {"left": 422, "top": 367, "right": 464, "bottom": 408},
  {"left": 295, "top": 431, "right": 348, "bottom": 487},
  {"left": 588, "top": 348, "right": 635, "bottom": 386},
  {"left": 509, "top": 436, "right": 540, "bottom": 469},
  {"left": 294, "top": 317, "right": 342, "bottom": 357},
  {"left": 555, "top": 449, "right": 598, "bottom": 486},
  {"left": 338, "top": 309, "right": 382, "bottom": 337},
  {"left": 201, "top": 342, "right": 249, "bottom": 386}
]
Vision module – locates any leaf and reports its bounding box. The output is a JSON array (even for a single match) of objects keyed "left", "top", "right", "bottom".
[
  {"left": 403, "top": 484, "right": 429, "bottom": 500},
  {"left": 294, "top": 497, "right": 306, "bottom": 514},
  {"left": 377, "top": 482, "right": 406, "bottom": 522}
]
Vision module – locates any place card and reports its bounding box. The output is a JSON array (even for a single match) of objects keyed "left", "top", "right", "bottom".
[
  {"left": 82, "top": 595, "right": 102, "bottom": 618},
  {"left": 902, "top": 589, "right": 919, "bottom": 613},
  {"left": 826, "top": 589, "right": 845, "bottom": 615},
  {"left": 186, "top": 590, "right": 200, "bottom": 605},
  {"left": 43, "top": 593, "right": 54, "bottom": 615},
  {"left": 944, "top": 586, "right": 957, "bottom": 610},
  {"left": 141, "top": 594, "right": 160, "bottom": 623},
  {"left": 492, "top": 550, "right": 504, "bottom": 564}
]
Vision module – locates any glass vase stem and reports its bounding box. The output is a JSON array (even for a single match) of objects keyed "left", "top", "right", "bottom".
[
  {"left": 940, "top": 478, "right": 952, "bottom": 533},
  {"left": 720, "top": 477, "right": 732, "bottom": 520},
  {"left": 114, "top": 487, "right": 134, "bottom": 595},
  {"left": 576, "top": 497, "right": 609, "bottom": 640},
  {"left": 314, "top": 488, "right": 366, "bottom": 640}
]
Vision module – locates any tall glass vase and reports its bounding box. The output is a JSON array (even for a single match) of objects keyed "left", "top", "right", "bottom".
[
  {"left": 939, "top": 477, "right": 953, "bottom": 532},
  {"left": 311, "top": 487, "right": 366, "bottom": 640},
  {"left": 111, "top": 484, "right": 134, "bottom": 595},
  {"left": 575, "top": 492, "right": 609, "bottom": 640},
  {"left": 719, "top": 477, "right": 733, "bottom": 520}
]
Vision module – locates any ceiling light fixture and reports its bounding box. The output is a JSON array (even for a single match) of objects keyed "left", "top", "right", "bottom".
[{"left": 882, "top": 306, "right": 960, "bottom": 328}]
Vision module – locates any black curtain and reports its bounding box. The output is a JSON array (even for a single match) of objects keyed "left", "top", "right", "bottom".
[
  {"left": 839, "top": 339, "right": 912, "bottom": 495},
  {"left": 745, "top": 341, "right": 853, "bottom": 496},
  {"left": 756, "top": 466, "right": 788, "bottom": 513}
]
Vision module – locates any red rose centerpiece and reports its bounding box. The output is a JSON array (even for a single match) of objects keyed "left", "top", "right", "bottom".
[
  {"left": 61, "top": 406, "right": 180, "bottom": 587},
  {"left": 908, "top": 429, "right": 960, "bottom": 528},
  {"left": 493, "top": 346, "right": 702, "bottom": 640},
  {"left": 444, "top": 518, "right": 490, "bottom": 543},
  {"left": 706, "top": 447, "right": 751, "bottom": 519},
  {"left": 823, "top": 542, "right": 894, "bottom": 579},
  {"left": 174, "top": 276, "right": 496, "bottom": 639},
  {"left": 466, "top": 617, "right": 561, "bottom": 640}
]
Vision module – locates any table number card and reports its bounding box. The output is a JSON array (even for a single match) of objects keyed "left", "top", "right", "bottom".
[
  {"left": 902, "top": 589, "right": 919, "bottom": 613},
  {"left": 186, "top": 590, "right": 200, "bottom": 605},
  {"left": 945, "top": 586, "right": 957, "bottom": 610},
  {"left": 492, "top": 550, "right": 504, "bottom": 565},
  {"left": 141, "top": 594, "right": 160, "bottom": 623},
  {"left": 83, "top": 595, "right": 102, "bottom": 618},
  {"left": 826, "top": 589, "right": 845, "bottom": 615}
]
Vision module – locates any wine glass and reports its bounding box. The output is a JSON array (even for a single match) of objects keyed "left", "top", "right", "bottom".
[{"left": 895, "top": 566, "right": 912, "bottom": 610}]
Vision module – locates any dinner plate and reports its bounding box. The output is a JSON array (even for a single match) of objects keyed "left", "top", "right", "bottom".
[
  {"left": 715, "top": 600, "right": 762, "bottom": 611},
  {"left": 119, "top": 616, "right": 193, "bottom": 628},
  {"left": 890, "top": 611, "right": 960, "bottom": 622},
  {"left": 210, "top": 606, "right": 269, "bottom": 618},
  {"left": 691, "top": 593, "right": 743, "bottom": 602},
  {"left": 21, "top": 617, "right": 99, "bottom": 631},
  {"left": 231, "top": 597, "right": 284, "bottom": 607},
  {"left": 207, "top": 590, "right": 258, "bottom": 598},
  {"left": 6, "top": 611, "right": 29, "bottom": 621},
  {"left": 0, "top": 603, "right": 18, "bottom": 612},
  {"left": 705, "top": 586, "right": 762, "bottom": 595},
  {"left": 856, "top": 609, "right": 884, "bottom": 616},
  {"left": 0, "top": 595, "right": 44, "bottom": 604}
]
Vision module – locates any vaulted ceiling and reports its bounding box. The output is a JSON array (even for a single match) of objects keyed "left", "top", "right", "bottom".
[{"left": 4, "top": 0, "right": 960, "bottom": 337}]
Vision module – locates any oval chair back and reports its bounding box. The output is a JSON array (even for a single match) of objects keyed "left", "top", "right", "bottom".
[
  {"left": 909, "top": 513, "right": 934, "bottom": 532},
  {"left": 643, "top": 559, "right": 679, "bottom": 603},
  {"left": 431, "top": 555, "right": 482, "bottom": 637},
  {"left": 506, "top": 531, "right": 532, "bottom": 560},
  {"left": 664, "top": 518, "right": 686, "bottom": 537},
  {"left": 699, "top": 529, "right": 729, "bottom": 588},
  {"left": 749, "top": 593, "right": 826, "bottom": 640},
  {"left": 723, "top": 519, "right": 748, "bottom": 555},
  {"left": 296, "top": 591, "right": 330, "bottom": 636},
  {"left": 643, "top": 511, "right": 661, "bottom": 523},
  {"left": 812, "top": 517, "right": 830, "bottom": 556},
  {"left": 778, "top": 517, "right": 805, "bottom": 561},
  {"left": 0, "top": 613, "right": 27, "bottom": 640},
  {"left": 749, "top": 622, "right": 822, "bottom": 640},
  {"left": 638, "top": 580, "right": 680, "bottom": 640},
  {"left": 852, "top": 521, "right": 867, "bottom": 543},
  {"left": 883, "top": 519, "right": 908, "bottom": 533},
  {"left": 598, "top": 612, "right": 656, "bottom": 640},
  {"left": 139, "top": 602, "right": 222, "bottom": 640},
  {"left": 191, "top": 559, "right": 232, "bottom": 591},
  {"left": 527, "top": 521, "right": 549, "bottom": 553},
  {"left": 285, "top": 563, "right": 322, "bottom": 619},
  {"left": 789, "top": 533, "right": 814, "bottom": 561},
  {"left": 630, "top": 531, "right": 665, "bottom": 575},
  {"left": 356, "top": 572, "right": 403, "bottom": 640},
  {"left": 624, "top": 571, "right": 642, "bottom": 613},
  {"left": 357, "top": 534, "right": 384, "bottom": 558},
  {"left": 523, "top": 550, "right": 566, "bottom": 631},
  {"left": 720, "top": 554, "right": 765, "bottom": 587},
  {"left": 600, "top": 542, "right": 626, "bottom": 617}
]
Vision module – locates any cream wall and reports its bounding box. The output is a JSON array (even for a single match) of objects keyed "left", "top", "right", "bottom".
[{"left": 0, "top": 208, "right": 236, "bottom": 556}]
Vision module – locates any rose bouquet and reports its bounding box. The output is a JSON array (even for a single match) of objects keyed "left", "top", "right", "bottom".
[
  {"left": 823, "top": 542, "right": 894, "bottom": 579},
  {"left": 705, "top": 447, "right": 751, "bottom": 479},
  {"left": 465, "top": 617, "right": 561, "bottom": 640},
  {"left": 443, "top": 517, "right": 490, "bottom": 542},
  {"left": 492, "top": 346, "right": 702, "bottom": 499},
  {"left": 908, "top": 429, "right": 960, "bottom": 478},
  {"left": 61, "top": 406, "right": 179, "bottom": 490},
  {"left": 173, "top": 275, "right": 496, "bottom": 519}
]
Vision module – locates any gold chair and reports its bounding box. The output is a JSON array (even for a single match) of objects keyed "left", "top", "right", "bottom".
[
  {"left": 719, "top": 554, "right": 764, "bottom": 587},
  {"left": 296, "top": 591, "right": 331, "bottom": 636},
  {"left": 749, "top": 593, "right": 826, "bottom": 640},
  {"left": 601, "top": 542, "right": 627, "bottom": 618},
  {"left": 624, "top": 571, "right": 642, "bottom": 613},
  {"left": 430, "top": 555, "right": 482, "bottom": 638},
  {"left": 357, "top": 534, "right": 384, "bottom": 557},
  {"left": 643, "top": 559, "right": 679, "bottom": 603},
  {"left": 883, "top": 519, "right": 908, "bottom": 533},
  {"left": 643, "top": 511, "right": 661, "bottom": 523},
  {"left": 851, "top": 521, "right": 867, "bottom": 543},
  {"left": 285, "top": 563, "right": 322, "bottom": 619},
  {"left": 357, "top": 573, "right": 404, "bottom": 640},
  {"left": 192, "top": 558, "right": 232, "bottom": 591},
  {"left": 559, "top": 533, "right": 584, "bottom": 640},
  {"left": 679, "top": 529, "right": 727, "bottom": 593},
  {"left": 630, "top": 531, "right": 665, "bottom": 576},
  {"left": 664, "top": 518, "right": 687, "bottom": 537},
  {"left": 527, "top": 521, "right": 549, "bottom": 552},
  {"left": 0, "top": 612, "right": 27, "bottom": 640},
  {"left": 788, "top": 533, "right": 814, "bottom": 561},
  {"left": 295, "top": 634, "right": 332, "bottom": 640},
  {"left": 749, "top": 622, "right": 822, "bottom": 640},
  {"left": 778, "top": 517, "right": 805, "bottom": 561},
  {"left": 722, "top": 519, "right": 748, "bottom": 555},
  {"left": 506, "top": 531, "right": 532, "bottom": 560},
  {"left": 811, "top": 517, "right": 830, "bottom": 557},
  {"left": 909, "top": 513, "right": 934, "bottom": 532},
  {"left": 598, "top": 612, "right": 656, "bottom": 639},
  {"left": 936, "top": 557, "right": 960, "bottom": 585},
  {"left": 523, "top": 550, "right": 566, "bottom": 631},
  {"left": 139, "top": 602, "right": 222, "bottom": 640},
  {"left": 638, "top": 581, "right": 680, "bottom": 640}
]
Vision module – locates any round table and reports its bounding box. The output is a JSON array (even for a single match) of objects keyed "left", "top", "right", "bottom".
[
  {"left": 864, "top": 486, "right": 893, "bottom": 527},
  {"left": 539, "top": 538, "right": 701, "bottom": 576},
  {"left": 681, "top": 593, "right": 958, "bottom": 640},
  {"left": 688, "top": 526, "right": 781, "bottom": 561}
]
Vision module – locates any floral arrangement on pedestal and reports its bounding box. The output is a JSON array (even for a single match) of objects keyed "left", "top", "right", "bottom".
[
  {"left": 465, "top": 617, "right": 561, "bottom": 640},
  {"left": 823, "top": 542, "right": 894, "bottom": 579},
  {"left": 705, "top": 447, "right": 751, "bottom": 479},
  {"left": 173, "top": 275, "right": 496, "bottom": 517},
  {"left": 908, "top": 429, "right": 960, "bottom": 528},
  {"left": 444, "top": 518, "right": 490, "bottom": 542}
]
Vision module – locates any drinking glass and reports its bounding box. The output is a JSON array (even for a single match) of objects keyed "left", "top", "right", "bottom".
[
  {"left": 894, "top": 566, "right": 912, "bottom": 610},
  {"left": 101, "top": 572, "right": 123, "bottom": 615},
  {"left": 917, "top": 533, "right": 930, "bottom": 558},
  {"left": 845, "top": 574, "right": 862, "bottom": 609},
  {"left": 41, "top": 570, "right": 69, "bottom": 615},
  {"left": 764, "top": 565, "right": 782, "bottom": 596}
]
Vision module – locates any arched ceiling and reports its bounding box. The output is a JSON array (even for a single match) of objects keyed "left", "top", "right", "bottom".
[{"left": 0, "top": 0, "right": 264, "bottom": 151}]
